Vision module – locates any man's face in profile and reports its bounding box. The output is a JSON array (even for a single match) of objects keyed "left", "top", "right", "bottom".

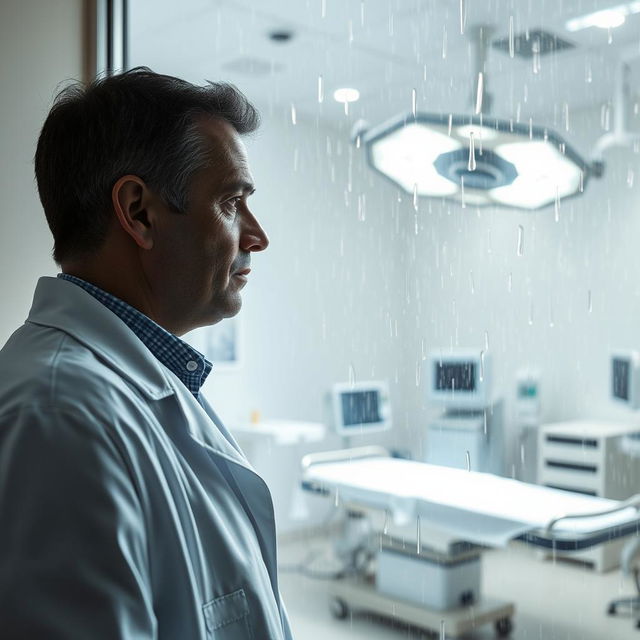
[{"left": 145, "top": 118, "right": 269, "bottom": 335}]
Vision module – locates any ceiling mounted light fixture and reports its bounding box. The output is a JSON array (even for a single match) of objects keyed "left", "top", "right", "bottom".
[
  {"left": 566, "top": 1, "right": 640, "bottom": 31},
  {"left": 353, "top": 25, "right": 600, "bottom": 211},
  {"left": 356, "top": 113, "right": 593, "bottom": 209}
]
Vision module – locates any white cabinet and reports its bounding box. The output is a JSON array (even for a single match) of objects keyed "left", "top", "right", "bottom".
[{"left": 538, "top": 421, "right": 640, "bottom": 572}]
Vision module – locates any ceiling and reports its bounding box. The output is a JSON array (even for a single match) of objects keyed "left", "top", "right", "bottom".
[{"left": 129, "top": 0, "right": 640, "bottom": 134}]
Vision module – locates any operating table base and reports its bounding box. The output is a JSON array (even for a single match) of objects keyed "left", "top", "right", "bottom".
[{"left": 327, "top": 575, "right": 515, "bottom": 638}]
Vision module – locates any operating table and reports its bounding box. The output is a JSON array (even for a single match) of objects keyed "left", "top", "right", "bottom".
[{"left": 301, "top": 447, "right": 640, "bottom": 638}]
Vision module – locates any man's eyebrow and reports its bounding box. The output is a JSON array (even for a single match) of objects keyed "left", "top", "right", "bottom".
[{"left": 221, "top": 180, "right": 256, "bottom": 195}]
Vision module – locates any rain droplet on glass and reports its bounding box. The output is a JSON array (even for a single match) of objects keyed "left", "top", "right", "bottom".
[
  {"left": 529, "top": 117, "right": 533, "bottom": 139},
  {"left": 348, "top": 363, "right": 356, "bottom": 387},
  {"left": 475, "top": 73, "right": 483, "bottom": 114},
  {"left": 517, "top": 225, "right": 524, "bottom": 256},
  {"left": 465, "top": 451, "right": 471, "bottom": 471},
  {"left": 416, "top": 516, "right": 421, "bottom": 553},
  {"left": 579, "top": 171, "right": 584, "bottom": 192},
  {"left": 585, "top": 62, "right": 593, "bottom": 83},
  {"left": 554, "top": 187, "right": 560, "bottom": 222},
  {"left": 440, "top": 620, "right": 446, "bottom": 640},
  {"left": 442, "top": 25, "right": 447, "bottom": 59},
  {"left": 317, "top": 75, "right": 324, "bottom": 103},
  {"left": 588, "top": 290, "right": 593, "bottom": 313},
  {"left": 480, "top": 350, "right": 485, "bottom": 381},
  {"left": 563, "top": 103, "right": 569, "bottom": 131},
  {"left": 508, "top": 15, "right": 515, "bottom": 58},
  {"left": 411, "top": 87, "right": 417, "bottom": 117},
  {"left": 413, "top": 183, "right": 418, "bottom": 211},
  {"left": 360, "top": 0, "right": 365, "bottom": 25},
  {"left": 290, "top": 104, "right": 297, "bottom": 125},
  {"left": 468, "top": 132, "right": 476, "bottom": 171},
  {"left": 460, "top": 176, "right": 466, "bottom": 208},
  {"left": 532, "top": 38, "right": 540, "bottom": 74},
  {"left": 357, "top": 193, "right": 366, "bottom": 221},
  {"left": 459, "top": 0, "right": 465, "bottom": 34},
  {"left": 448, "top": 113, "right": 453, "bottom": 136},
  {"left": 528, "top": 301, "right": 534, "bottom": 326},
  {"left": 508, "top": 272, "right": 513, "bottom": 292},
  {"left": 469, "top": 270, "right": 475, "bottom": 295},
  {"left": 628, "top": 168, "right": 635, "bottom": 188},
  {"left": 601, "top": 103, "right": 611, "bottom": 131}
]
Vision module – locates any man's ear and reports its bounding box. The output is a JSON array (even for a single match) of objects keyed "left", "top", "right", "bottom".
[{"left": 112, "top": 175, "right": 155, "bottom": 250}]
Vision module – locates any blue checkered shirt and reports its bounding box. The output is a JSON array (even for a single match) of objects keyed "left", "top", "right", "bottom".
[{"left": 58, "top": 274, "right": 212, "bottom": 398}]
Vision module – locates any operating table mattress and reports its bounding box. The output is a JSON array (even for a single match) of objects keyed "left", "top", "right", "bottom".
[{"left": 303, "top": 457, "right": 640, "bottom": 549}]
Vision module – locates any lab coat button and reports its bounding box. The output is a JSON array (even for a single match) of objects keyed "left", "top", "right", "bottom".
[{"left": 186, "top": 360, "right": 198, "bottom": 372}]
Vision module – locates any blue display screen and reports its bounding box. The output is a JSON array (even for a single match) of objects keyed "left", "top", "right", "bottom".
[
  {"left": 613, "top": 358, "right": 630, "bottom": 401},
  {"left": 341, "top": 390, "right": 381, "bottom": 427}
]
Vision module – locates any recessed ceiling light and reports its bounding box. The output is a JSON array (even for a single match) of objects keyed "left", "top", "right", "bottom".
[
  {"left": 333, "top": 88, "right": 360, "bottom": 103},
  {"left": 566, "top": 1, "right": 640, "bottom": 31}
]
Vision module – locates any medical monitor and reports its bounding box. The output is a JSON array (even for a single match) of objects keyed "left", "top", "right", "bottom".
[
  {"left": 331, "top": 381, "right": 392, "bottom": 436},
  {"left": 611, "top": 351, "right": 640, "bottom": 409},
  {"left": 426, "top": 350, "right": 492, "bottom": 409}
]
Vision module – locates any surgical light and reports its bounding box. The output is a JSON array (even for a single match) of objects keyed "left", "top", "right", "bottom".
[
  {"left": 356, "top": 113, "right": 594, "bottom": 210},
  {"left": 566, "top": 2, "right": 640, "bottom": 31}
]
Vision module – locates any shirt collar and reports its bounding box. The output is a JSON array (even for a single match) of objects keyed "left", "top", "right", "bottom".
[{"left": 57, "top": 274, "right": 212, "bottom": 398}]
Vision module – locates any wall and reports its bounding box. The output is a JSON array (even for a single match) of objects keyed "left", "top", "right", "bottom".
[{"left": 0, "top": 0, "right": 84, "bottom": 346}]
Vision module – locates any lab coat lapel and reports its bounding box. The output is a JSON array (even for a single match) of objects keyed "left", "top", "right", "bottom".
[{"left": 168, "top": 379, "right": 281, "bottom": 601}]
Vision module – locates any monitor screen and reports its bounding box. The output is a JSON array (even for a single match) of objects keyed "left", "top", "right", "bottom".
[
  {"left": 613, "top": 357, "right": 630, "bottom": 401},
  {"left": 341, "top": 390, "right": 381, "bottom": 427},
  {"left": 434, "top": 362, "right": 476, "bottom": 392}
]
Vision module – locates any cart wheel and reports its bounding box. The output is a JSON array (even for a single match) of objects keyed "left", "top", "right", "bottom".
[
  {"left": 495, "top": 617, "right": 513, "bottom": 637},
  {"left": 607, "top": 603, "right": 617, "bottom": 615},
  {"left": 330, "top": 597, "right": 349, "bottom": 620}
]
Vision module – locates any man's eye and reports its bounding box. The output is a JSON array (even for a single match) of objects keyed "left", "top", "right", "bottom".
[{"left": 222, "top": 197, "right": 242, "bottom": 213}]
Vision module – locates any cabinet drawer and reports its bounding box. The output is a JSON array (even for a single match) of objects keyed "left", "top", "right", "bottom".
[
  {"left": 540, "top": 467, "right": 601, "bottom": 495},
  {"left": 540, "top": 441, "right": 602, "bottom": 466}
]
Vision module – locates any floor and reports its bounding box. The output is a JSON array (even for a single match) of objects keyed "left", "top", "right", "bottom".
[{"left": 278, "top": 534, "right": 640, "bottom": 639}]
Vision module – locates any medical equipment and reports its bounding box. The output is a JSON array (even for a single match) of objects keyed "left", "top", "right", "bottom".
[
  {"left": 514, "top": 369, "right": 541, "bottom": 483},
  {"left": 302, "top": 446, "right": 640, "bottom": 638},
  {"left": 611, "top": 350, "right": 640, "bottom": 409},
  {"left": 329, "top": 381, "right": 391, "bottom": 436},
  {"left": 426, "top": 350, "right": 492, "bottom": 410},
  {"left": 538, "top": 421, "right": 640, "bottom": 571},
  {"left": 425, "top": 350, "right": 504, "bottom": 475}
]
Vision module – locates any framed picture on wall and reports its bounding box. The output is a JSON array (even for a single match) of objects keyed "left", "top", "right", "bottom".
[{"left": 183, "top": 317, "right": 242, "bottom": 371}]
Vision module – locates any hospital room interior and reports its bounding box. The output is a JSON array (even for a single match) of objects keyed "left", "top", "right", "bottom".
[{"left": 10, "top": 0, "right": 640, "bottom": 638}]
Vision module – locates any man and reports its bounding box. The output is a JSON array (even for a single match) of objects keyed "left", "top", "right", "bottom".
[{"left": 0, "top": 68, "right": 293, "bottom": 639}]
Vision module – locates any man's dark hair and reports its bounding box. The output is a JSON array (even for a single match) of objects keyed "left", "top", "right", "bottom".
[{"left": 35, "top": 67, "right": 260, "bottom": 263}]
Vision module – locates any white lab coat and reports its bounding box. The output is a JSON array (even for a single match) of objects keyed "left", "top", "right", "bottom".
[{"left": 0, "top": 277, "right": 293, "bottom": 640}]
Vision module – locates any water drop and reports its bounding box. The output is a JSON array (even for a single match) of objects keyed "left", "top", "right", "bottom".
[
  {"left": 411, "top": 87, "right": 417, "bottom": 117},
  {"left": 320, "top": 0, "right": 326, "bottom": 18},
  {"left": 508, "top": 15, "right": 515, "bottom": 58},
  {"left": 348, "top": 363, "right": 356, "bottom": 387},
  {"left": 588, "top": 290, "right": 593, "bottom": 313},
  {"left": 528, "top": 117, "right": 533, "bottom": 139},
  {"left": 579, "top": 171, "right": 584, "bottom": 192},
  {"left": 413, "top": 183, "right": 418, "bottom": 211},
  {"left": 480, "top": 350, "right": 485, "bottom": 381},
  {"left": 317, "top": 75, "right": 324, "bottom": 103},
  {"left": 442, "top": 25, "right": 447, "bottom": 59},
  {"left": 601, "top": 103, "right": 611, "bottom": 131},
  {"left": 532, "top": 38, "right": 540, "bottom": 74},
  {"left": 469, "top": 270, "right": 475, "bottom": 295},
  {"left": 334, "top": 488, "right": 340, "bottom": 506},
  {"left": 440, "top": 620, "right": 446, "bottom": 640},
  {"left": 517, "top": 225, "right": 524, "bottom": 256},
  {"left": 448, "top": 113, "right": 453, "bottom": 136},
  {"left": 459, "top": 0, "right": 465, "bottom": 34},
  {"left": 554, "top": 187, "right": 560, "bottom": 222},
  {"left": 383, "top": 510, "right": 389, "bottom": 535},
  {"left": 290, "top": 103, "right": 297, "bottom": 125},
  {"left": 585, "top": 62, "right": 593, "bottom": 83},
  {"left": 628, "top": 168, "right": 635, "bottom": 188},
  {"left": 563, "top": 103, "right": 569, "bottom": 131},
  {"left": 415, "top": 359, "right": 421, "bottom": 386},
  {"left": 360, "top": 0, "right": 365, "bottom": 26},
  {"left": 460, "top": 176, "right": 466, "bottom": 208},
  {"left": 357, "top": 193, "right": 366, "bottom": 221},
  {"left": 528, "top": 301, "right": 534, "bottom": 326},
  {"left": 608, "top": 26, "right": 613, "bottom": 44},
  {"left": 416, "top": 516, "right": 421, "bottom": 553},
  {"left": 465, "top": 451, "right": 471, "bottom": 471},
  {"left": 468, "top": 132, "right": 476, "bottom": 171},
  {"left": 475, "top": 73, "right": 483, "bottom": 114}
]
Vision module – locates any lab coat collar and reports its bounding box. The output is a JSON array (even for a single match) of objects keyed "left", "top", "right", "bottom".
[{"left": 27, "top": 276, "right": 175, "bottom": 400}]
